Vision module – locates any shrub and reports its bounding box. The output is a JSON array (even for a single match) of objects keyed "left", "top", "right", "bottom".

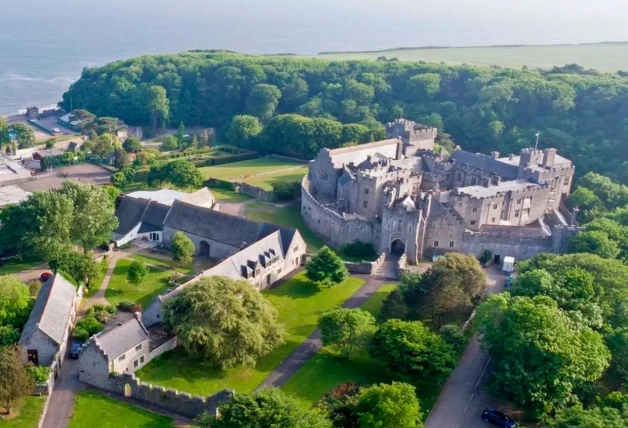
[
  {"left": 271, "top": 181, "right": 301, "bottom": 201},
  {"left": 73, "top": 327, "right": 89, "bottom": 341},
  {"left": 130, "top": 304, "right": 143, "bottom": 313},
  {"left": 0, "top": 326, "right": 20, "bottom": 347},
  {"left": 75, "top": 316, "right": 104, "bottom": 336},
  {"left": 167, "top": 272, "right": 185, "bottom": 287},
  {"left": 439, "top": 324, "right": 467, "bottom": 354},
  {"left": 479, "top": 249, "right": 493, "bottom": 265},
  {"left": 104, "top": 304, "right": 116, "bottom": 314},
  {"left": 28, "top": 280, "right": 41, "bottom": 297},
  {"left": 117, "top": 300, "right": 135, "bottom": 312},
  {"left": 27, "top": 366, "right": 51, "bottom": 384},
  {"left": 342, "top": 241, "right": 377, "bottom": 260}
]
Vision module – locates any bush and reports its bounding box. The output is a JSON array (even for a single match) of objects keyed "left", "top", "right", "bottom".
[
  {"left": 117, "top": 300, "right": 135, "bottom": 312},
  {"left": 342, "top": 241, "right": 377, "bottom": 260},
  {"left": 0, "top": 325, "right": 20, "bottom": 347},
  {"left": 479, "top": 249, "right": 493, "bottom": 265},
  {"left": 28, "top": 366, "right": 51, "bottom": 384},
  {"left": 28, "top": 280, "right": 41, "bottom": 297},
  {"left": 271, "top": 181, "right": 301, "bottom": 201},
  {"left": 439, "top": 324, "right": 467, "bottom": 354},
  {"left": 167, "top": 272, "right": 185, "bottom": 287},
  {"left": 130, "top": 304, "right": 143, "bottom": 313},
  {"left": 73, "top": 327, "right": 89, "bottom": 341},
  {"left": 75, "top": 316, "right": 104, "bottom": 336}
]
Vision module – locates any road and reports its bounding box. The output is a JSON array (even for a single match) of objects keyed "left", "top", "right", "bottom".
[{"left": 425, "top": 267, "right": 507, "bottom": 428}]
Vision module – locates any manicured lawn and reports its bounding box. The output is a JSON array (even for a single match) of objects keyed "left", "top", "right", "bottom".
[
  {"left": 200, "top": 156, "right": 305, "bottom": 181},
  {"left": 128, "top": 254, "right": 191, "bottom": 274},
  {"left": 0, "top": 255, "right": 45, "bottom": 275},
  {"left": 68, "top": 390, "right": 174, "bottom": 428},
  {"left": 137, "top": 272, "right": 365, "bottom": 395},
  {"left": 207, "top": 186, "right": 252, "bottom": 203},
  {"left": 104, "top": 259, "right": 174, "bottom": 308},
  {"left": 87, "top": 259, "right": 109, "bottom": 294},
  {"left": 241, "top": 168, "right": 307, "bottom": 191},
  {"left": 0, "top": 396, "right": 45, "bottom": 428},
  {"left": 246, "top": 202, "right": 325, "bottom": 253},
  {"left": 361, "top": 283, "right": 397, "bottom": 318}
]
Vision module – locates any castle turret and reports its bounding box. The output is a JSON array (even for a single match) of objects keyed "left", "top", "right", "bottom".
[{"left": 386, "top": 119, "right": 437, "bottom": 156}]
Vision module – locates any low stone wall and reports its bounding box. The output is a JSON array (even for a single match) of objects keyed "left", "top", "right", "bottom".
[
  {"left": 82, "top": 372, "right": 233, "bottom": 419},
  {"left": 397, "top": 253, "right": 408, "bottom": 278},
  {"left": 344, "top": 252, "right": 386, "bottom": 275},
  {"left": 149, "top": 336, "right": 177, "bottom": 359},
  {"left": 205, "top": 178, "right": 275, "bottom": 202}
]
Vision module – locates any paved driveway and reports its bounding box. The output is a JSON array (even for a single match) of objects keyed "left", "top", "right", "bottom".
[
  {"left": 425, "top": 267, "right": 507, "bottom": 428},
  {"left": 41, "top": 355, "right": 85, "bottom": 428}
]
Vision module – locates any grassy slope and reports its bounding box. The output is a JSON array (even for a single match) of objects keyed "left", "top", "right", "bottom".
[
  {"left": 200, "top": 157, "right": 305, "bottom": 181},
  {"left": 0, "top": 397, "right": 45, "bottom": 428},
  {"left": 104, "top": 259, "right": 173, "bottom": 308},
  {"left": 68, "top": 390, "right": 173, "bottom": 428},
  {"left": 136, "top": 272, "right": 365, "bottom": 395},
  {"left": 281, "top": 283, "right": 398, "bottom": 408},
  {"left": 314, "top": 43, "right": 628, "bottom": 73},
  {"left": 241, "top": 168, "right": 307, "bottom": 191}
]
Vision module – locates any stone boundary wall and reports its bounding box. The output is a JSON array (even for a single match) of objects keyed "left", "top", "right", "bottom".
[
  {"left": 149, "top": 336, "right": 177, "bottom": 358},
  {"left": 397, "top": 253, "right": 408, "bottom": 278},
  {"left": 460, "top": 231, "right": 553, "bottom": 260},
  {"left": 205, "top": 178, "right": 275, "bottom": 202},
  {"left": 81, "top": 372, "right": 233, "bottom": 419},
  {"left": 301, "top": 177, "right": 377, "bottom": 250},
  {"left": 344, "top": 252, "right": 386, "bottom": 275}
]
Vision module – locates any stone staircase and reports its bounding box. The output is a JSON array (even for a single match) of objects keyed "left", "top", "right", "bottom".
[{"left": 374, "top": 255, "right": 400, "bottom": 280}]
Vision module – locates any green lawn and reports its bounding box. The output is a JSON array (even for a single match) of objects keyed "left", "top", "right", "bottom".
[
  {"left": 87, "top": 259, "right": 109, "bottom": 294},
  {"left": 0, "top": 255, "right": 45, "bottom": 276},
  {"left": 104, "top": 259, "right": 174, "bottom": 308},
  {"left": 68, "top": 390, "right": 174, "bottom": 428},
  {"left": 0, "top": 396, "right": 45, "bottom": 428},
  {"left": 314, "top": 43, "right": 628, "bottom": 73},
  {"left": 361, "top": 283, "right": 397, "bottom": 318},
  {"left": 242, "top": 167, "right": 307, "bottom": 191},
  {"left": 245, "top": 202, "right": 325, "bottom": 253},
  {"left": 207, "top": 186, "right": 252, "bottom": 203},
  {"left": 200, "top": 156, "right": 305, "bottom": 181},
  {"left": 137, "top": 272, "right": 365, "bottom": 395},
  {"left": 128, "top": 254, "right": 191, "bottom": 274}
]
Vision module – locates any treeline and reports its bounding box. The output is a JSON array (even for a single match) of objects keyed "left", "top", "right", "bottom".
[{"left": 63, "top": 50, "right": 628, "bottom": 182}]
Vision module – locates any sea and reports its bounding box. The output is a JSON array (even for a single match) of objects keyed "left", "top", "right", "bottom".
[{"left": 2, "top": 0, "right": 628, "bottom": 116}]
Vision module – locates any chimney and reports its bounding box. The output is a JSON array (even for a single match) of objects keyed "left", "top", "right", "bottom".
[
  {"left": 490, "top": 151, "right": 500, "bottom": 160},
  {"left": 570, "top": 207, "right": 579, "bottom": 226},
  {"left": 543, "top": 148, "right": 557, "bottom": 168}
]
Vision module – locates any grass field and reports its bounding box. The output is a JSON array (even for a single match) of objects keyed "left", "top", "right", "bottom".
[
  {"left": 137, "top": 272, "right": 365, "bottom": 395},
  {"left": 314, "top": 43, "right": 628, "bottom": 73},
  {"left": 68, "top": 390, "right": 174, "bottom": 428},
  {"left": 281, "top": 283, "right": 397, "bottom": 408},
  {"left": 200, "top": 156, "right": 307, "bottom": 191},
  {"left": 0, "top": 397, "right": 45, "bottom": 428},
  {"left": 245, "top": 202, "right": 325, "bottom": 253},
  {"left": 104, "top": 259, "right": 173, "bottom": 308},
  {"left": 128, "top": 254, "right": 191, "bottom": 274},
  {"left": 88, "top": 259, "right": 109, "bottom": 293},
  {"left": 0, "top": 255, "right": 44, "bottom": 276}
]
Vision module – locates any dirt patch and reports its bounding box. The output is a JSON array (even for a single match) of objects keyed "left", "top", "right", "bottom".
[{"left": 10, "top": 163, "right": 113, "bottom": 192}]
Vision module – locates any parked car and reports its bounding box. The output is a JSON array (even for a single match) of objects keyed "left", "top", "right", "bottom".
[
  {"left": 40, "top": 272, "right": 53, "bottom": 282},
  {"left": 504, "top": 274, "right": 517, "bottom": 288},
  {"left": 69, "top": 341, "right": 83, "bottom": 359},
  {"left": 482, "top": 409, "right": 516, "bottom": 427}
]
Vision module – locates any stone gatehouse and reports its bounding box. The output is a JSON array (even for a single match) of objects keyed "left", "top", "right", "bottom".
[{"left": 303, "top": 118, "right": 580, "bottom": 263}]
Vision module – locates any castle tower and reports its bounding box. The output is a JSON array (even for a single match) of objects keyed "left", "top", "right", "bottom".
[{"left": 386, "top": 119, "right": 437, "bottom": 156}]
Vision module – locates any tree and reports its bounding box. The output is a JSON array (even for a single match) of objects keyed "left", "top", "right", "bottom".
[
  {"left": 369, "top": 319, "right": 457, "bottom": 381},
  {"left": 246, "top": 84, "right": 282, "bottom": 122},
  {"left": 170, "top": 232, "right": 195, "bottom": 265},
  {"left": 199, "top": 130, "right": 211, "bottom": 147},
  {"left": 127, "top": 261, "right": 149, "bottom": 290},
  {"left": 160, "top": 135, "right": 178, "bottom": 151},
  {"left": 50, "top": 251, "right": 99, "bottom": 285},
  {"left": 92, "top": 135, "right": 113, "bottom": 160},
  {"left": 569, "top": 230, "right": 621, "bottom": 259},
  {"left": 543, "top": 403, "right": 628, "bottom": 427},
  {"left": 113, "top": 147, "right": 130, "bottom": 170},
  {"left": 319, "top": 309, "right": 376, "bottom": 358},
  {"left": 163, "top": 160, "right": 204, "bottom": 188},
  {"left": 439, "top": 324, "right": 466, "bottom": 354},
  {"left": 58, "top": 182, "right": 118, "bottom": 253},
  {"left": 71, "top": 109, "right": 96, "bottom": 141},
  {"left": 226, "top": 115, "right": 262, "bottom": 148},
  {"left": 0, "top": 326, "right": 20, "bottom": 347},
  {"left": 44, "top": 139, "right": 55, "bottom": 149},
  {"left": 0, "top": 276, "right": 31, "bottom": 327},
  {"left": 201, "top": 388, "right": 331, "bottom": 428},
  {"left": 356, "top": 382, "right": 422, "bottom": 428},
  {"left": 8, "top": 123, "right": 36, "bottom": 150},
  {"left": 163, "top": 276, "right": 284, "bottom": 368},
  {"left": 111, "top": 171, "right": 127, "bottom": 188},
  {"left": 475, "top": 294, "right": 610, "bottom": 414},
  {"left": 379, "top": 289, "right": 408, "bottom": 320},
  {"left": 407, "top": 73, "right": 441, "bottom": 99},
  {"left": 605, "top": 328, "right": 628, "bottom": 386},
  {"left": 0, "top": 346, "right": 34, "bottom": 414},
  {"left": 177, "top": 122, "right": 185, "bottom": 143},
  {"left": 123, "top": 137, "right": 142, "bottom": 153},
  {"left": 306, "top": 247, "right": 348, "bottom": 288},
  {"left": 146, "top": 85, "right": 169, "bottom": 132}
]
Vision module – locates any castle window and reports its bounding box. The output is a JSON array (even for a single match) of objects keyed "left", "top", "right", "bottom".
[
  {"left": 364, "top": 188, "right": 369, "bottom": 195},
  {"left": 471, "top": 178, "right": 477, "bottom": 186},
  {"left": 472, "top": 208, "right": 478, "bottom": 213},
  {"left": 456, "top": 173, "right": 462, "bottom": 182},
  {"left": 449, "top": 241, "right": 455, "bottom": 248},
  {"left": 317, "top": 169, "right": 328, "bottom": 181},
  {"left": 515, "top": 210, "right": 520, "bottom": 218},
  {"left": 470, "top": 220, "right": 477, "bottom": 225},
  {"left": 491, "top": 217, "right": 496, "bottom": 223},
  {"left": 564, "top": 177, "right": 570, "bottom": 185},
  {"left": 134, "top": 360, "right": 139, "bottom": 368},
  {"left": 493, "top": 204, "right": 497, "bottom": 209},
  {"left": 363, "top": 201, "right": 368, "bottom": 208},
  {"left": 135, "top": 344, "right": 142, "bottom": 351},
  {"left": 433, "top": 241, "right": 439, "bottom": 247},
  {"left": 140, "top": 356, "right": 145, "bottom": 364},
  {"left": 517, "top": 199, "right": 521, "bottom": 205}
]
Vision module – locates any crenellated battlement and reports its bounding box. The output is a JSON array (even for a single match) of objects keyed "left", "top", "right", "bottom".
[{"left": 386, "top": 119, "right": 438, "bottom": 143}]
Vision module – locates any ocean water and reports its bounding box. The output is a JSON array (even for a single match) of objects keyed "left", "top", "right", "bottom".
[{"left": 2, "top": 0, "right": 628, "bottom": 115}]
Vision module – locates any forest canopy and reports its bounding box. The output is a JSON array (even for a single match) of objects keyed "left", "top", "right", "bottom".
[{"left": 63, "top": 50, "right": 628, "bottom": 182}]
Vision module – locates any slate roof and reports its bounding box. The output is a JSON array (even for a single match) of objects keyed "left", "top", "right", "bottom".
[
  {"left": 94, "top": 317, "right": 149, "bottom": 360},
  {"left": 19, "top": 274, "right": 76, "bottom": 345},
  {"left": 114, "top": 196, "right": 151, "bottom": 235},
  {"left": 177, "top": 188, "right": 215, "bottom": 208},
  {"left": 127, "top": 189, "right": 188, "bottom": 206},
  {"left": 451, "top": 150, "right": 519, "bottom": 180},
  {"left": 141, "top": 201, "right": 170, "bottom": 229},
  {"left": 164, "top": 200, "right": 297, "bottom": 251}
]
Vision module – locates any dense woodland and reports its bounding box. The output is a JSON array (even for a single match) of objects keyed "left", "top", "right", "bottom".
[{"left": 63, "top": 50, "right": 628, "bottom": 182}]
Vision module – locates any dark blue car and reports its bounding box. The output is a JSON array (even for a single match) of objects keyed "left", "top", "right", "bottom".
[
  {"left": 482, "top": 409, "right": 517, "bottom": 427},
  {"left": 69, "top": 341, "right": 82, "bottom": 359}
]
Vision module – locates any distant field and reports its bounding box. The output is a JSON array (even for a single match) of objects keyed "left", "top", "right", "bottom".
[
  {"left": 314, "top": 43, "right": 628, "bottom": 73},
  {"left": 200, "top": 156, "right": 307, "bottom": 190}
]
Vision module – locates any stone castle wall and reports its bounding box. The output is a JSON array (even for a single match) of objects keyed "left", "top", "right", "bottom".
[{"left": 301, "top": 177, "right": 378, "bottom": 250}]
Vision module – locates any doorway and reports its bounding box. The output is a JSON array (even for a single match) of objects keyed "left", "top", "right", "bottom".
[
  {"left": 391, "top": 239, "right": 406, "bottom": 256},
  {"left": 27, "top": 349, "right": 38, "bottom": 365},
  {"left": 199, "top": 240, "right": 210, "bottom": 257},
  {"left": 493, "top": 254, "right": 501, "bottom": 264}
]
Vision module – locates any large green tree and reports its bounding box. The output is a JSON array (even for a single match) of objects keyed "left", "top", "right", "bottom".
[
  {"left": 306, "top": 246, "right": 348, "bottom": 288},
  {"left": 0, "top": 346, "right": 34, "bottom": 415},
  {"left": 475, "top": 294, "right": 610, "bottom": 414},
  {"left": 8, "top": 123, "right": 36, "bottom": 150},
  {"left": 127, "top": 261, "right": 149, "bottom": 290},
  {"left": 246, "top": 84, "right": 282, "bottom": 122},
  {"left": 170, "top": 232, "right": 195, "bottom": 265},
  {"left": 226, "top": 115, "right": 262, "bottom": 148},
  {"left": 569, "top": 230, "right": 621, "bottom": 259},
  {"left": 163, "top": 276, "right": 284, "bottom": 368},
  {"left": 198, "top": 388, "right": 331, "bottom": 428},
  {"left": 319, "top": 309, "right": 376, "bottom": 358},
  {"left": 356, "top": 382, "right": 422, "bottom": 428},
  {"left": 0, "top": 276, "right": 31, "bottom": 327}
]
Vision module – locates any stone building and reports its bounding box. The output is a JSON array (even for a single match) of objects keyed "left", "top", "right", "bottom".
[{"left": 303, "top": 118, "right": 579, "bottom": 264}]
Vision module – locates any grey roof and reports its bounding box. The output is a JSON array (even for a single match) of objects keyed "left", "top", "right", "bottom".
[
  {"left": 338, "top": 171, "right": 353, "bottom": 188},
  {"left": 114, "top": 196, "right": 151, "bottom": 235},
  {"left": 19, "top": 274, "right": 76, "bottom": 345},
  {"left": 456, "top": 180, "right": 542, "bottom": 198},
  {"left": 451, "top": 150, "right": 518, "bottom": 180},
  {"left": 95, "top": 317, "right": 149, "bottom": 360},
  {"left": 164, "top": 200, "right": 297, "bottom": 251},
  {"left": 141, "top": 201, "right": 170, "bottom": 228},
  {"left": 127, "top": 189, "right": 188, "bottom": 206},
  {"left": 177, "top": 188, "right": 215, "bottom": 208}
]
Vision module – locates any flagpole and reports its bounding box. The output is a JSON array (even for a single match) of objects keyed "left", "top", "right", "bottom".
[{"left": 535, "top": 132, "right": 540, "bottom": 151}]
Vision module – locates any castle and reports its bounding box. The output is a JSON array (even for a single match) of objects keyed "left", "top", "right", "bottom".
[{"left": 302, "top": 119, "right": 580, "bottom": 264}]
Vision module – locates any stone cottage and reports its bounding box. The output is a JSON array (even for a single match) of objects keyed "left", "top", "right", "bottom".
[{"left": 18, "top": 273, "right": 80, "bottom": 367}]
